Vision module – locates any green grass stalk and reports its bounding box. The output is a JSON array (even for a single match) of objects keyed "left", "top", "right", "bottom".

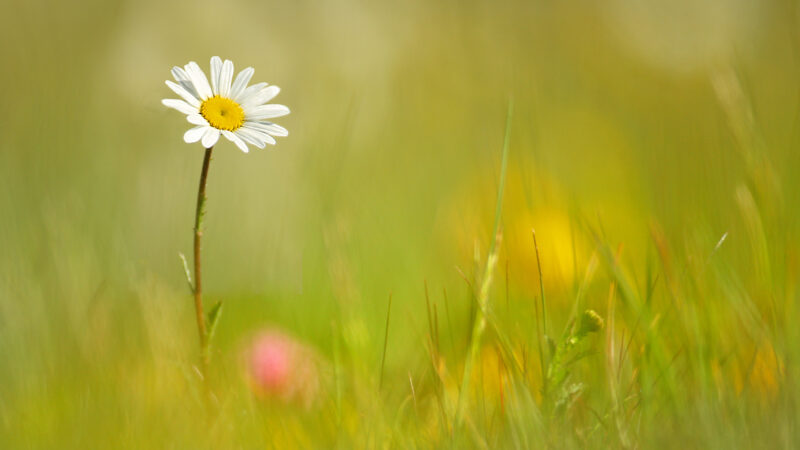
[
  {"left": 193, "top": 146, "right": 213, "bottom": 372},
  {"left": 455, "top": 100, "right": 513, "bottom": 428}
]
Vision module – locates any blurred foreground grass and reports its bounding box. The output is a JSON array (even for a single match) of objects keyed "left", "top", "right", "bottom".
[{"left": 1, "top": 0, "right": 800, "bottom": 447}]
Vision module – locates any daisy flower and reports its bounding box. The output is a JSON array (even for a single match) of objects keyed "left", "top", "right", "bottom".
[{"left": 162, "top": 56, "right": 289, "bottom": 152}]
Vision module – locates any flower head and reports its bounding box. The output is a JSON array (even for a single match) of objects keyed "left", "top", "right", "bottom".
[
  {"left": 246, "top": 329, "right": 321, "bottom": 408},
  {"left": 577, "top": 309, "right": 604, "bottom": 335},
  {"left": 162, "top": 56, "right": 289, "bottom": 152}
]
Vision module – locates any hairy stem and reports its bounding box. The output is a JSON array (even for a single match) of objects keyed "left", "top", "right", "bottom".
[{"left": 194, "top": 146, "right": 213, "bottom": 370}]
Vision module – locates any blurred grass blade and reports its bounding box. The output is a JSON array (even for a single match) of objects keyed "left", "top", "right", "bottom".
[
  {"left": 379, "top": 293, "right": 392, "bottom": 390},
  {"left": 455, "top": 98, "right": 513, "bottom": 427}
]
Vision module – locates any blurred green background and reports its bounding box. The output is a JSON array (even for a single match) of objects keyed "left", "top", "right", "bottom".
[{"left": 1, "top": 0, "right": 799, "bottom": 447}]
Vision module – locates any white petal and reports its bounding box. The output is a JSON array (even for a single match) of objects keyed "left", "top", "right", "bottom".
[
  {"left": 234, "top": 128, "right": 266, "bottom": 148},
  {"left": 171, "top": 66, "right": 198, "bottom": 98},
  {"left": 166, "top": 80, "right": 200, "bottom": 107},
  {"left": 222, "top": 130, "right": 249, "bottom": 153},
  {"left": 210, "top": 56, "right": 222, "bottom": 96},
  {"left": 187, "top": 114, "right": 208, "bottom": 126},
  {"left": 184, "top": 61, "right": 213, "bottom": 100},
  {"left": 241, "top": 85, "right": 280, "bottom": 107},
  {"left": 235, "top": 82, "right": 267, "bottom": 102},
  {"left": 244, "top": 104, "right": 290, "bottom": 120},
  {"left": 219, "top": 59, "right": 234, "bottom": 98},
  {"left": 230, "top": 67, "right": 254, "bottom": 100},
  {"left": 246, "top": 121, "right": 288, "bottom": 137},
  {"left": 201, "top": 127, "right": 220, "bottom": 148},
  {"left": 184, "top": 126, "right": 209, "bottom": 143},
  {"left": 162, "top": 98, "right": 198, "bottom": 115},
  {"left": 242, "top": 125, "right": 277, "bottom": 146},
  {"left": 262, "top": 134, "right": 277, "bottom": 146}
]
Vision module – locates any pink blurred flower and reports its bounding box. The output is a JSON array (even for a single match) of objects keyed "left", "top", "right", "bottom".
[{"left": 246, "top": 329, "right": 321, "bottom": 408}]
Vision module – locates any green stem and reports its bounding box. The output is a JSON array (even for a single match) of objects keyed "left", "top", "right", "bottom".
[
  {"left": 454, "top": 100, "right": 513, "bottom": 428},
  {"left": 193, "top": 146, "right": 213, "bottom": 371}
]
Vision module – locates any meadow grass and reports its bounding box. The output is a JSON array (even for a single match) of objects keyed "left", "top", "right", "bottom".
[{"left": 1, "top": 0, "right": 799, "bottom": 448}]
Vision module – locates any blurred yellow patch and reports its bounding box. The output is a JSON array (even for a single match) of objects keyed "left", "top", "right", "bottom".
[
  {"left": 505, "top": 208, "right": 580, "bottom": 295},
  {"left": 438, "top": 167, "right": 608, "bottom": 299},
  {"left": 713, "top": 340, "right": 785, "bottom": 404},
  {"left": 441, "top": 162, "right": 655, "bottom": 303},
  {"left": 734, "top": 341, "right": 784, "bottom": 402}
]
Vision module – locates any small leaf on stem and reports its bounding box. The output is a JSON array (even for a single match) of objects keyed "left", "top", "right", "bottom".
[
  {"left": 206, "top": 301, "right": 224, "bottom": 344},
  {"left": 178, "top": 252, "right": 194, "bottom": 294}
]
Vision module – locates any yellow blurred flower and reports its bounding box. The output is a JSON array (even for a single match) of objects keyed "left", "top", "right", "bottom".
[
  {"left": 505, "top": 207, "right": 581, "bottom": 294},
  {"left": 436, "top": 169, "right": 587, "bottom": 297},
  {"left": 437, "top": 158, "right": 649, "bottom": 301},
  {"left": 733, "top": 341, "right": 784, "bottom": 402}
]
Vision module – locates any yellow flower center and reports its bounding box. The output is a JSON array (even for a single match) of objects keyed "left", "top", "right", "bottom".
[{"left": 200, "top": 95, "right": 245, "bottom": 131}]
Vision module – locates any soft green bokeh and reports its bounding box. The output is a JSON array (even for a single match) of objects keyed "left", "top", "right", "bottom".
[{"left": 1, "top": 0, "right": 799, "bottom": 447}]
